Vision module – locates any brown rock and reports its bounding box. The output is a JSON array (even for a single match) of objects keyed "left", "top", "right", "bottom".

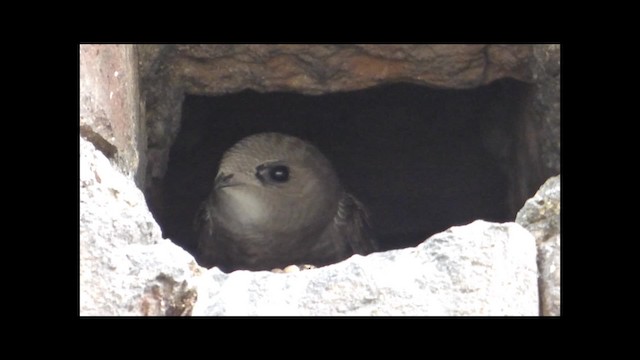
[
  {"left": 80, "top": 44, "right": 145, "bottom": 186},
  {"left": 166, "top": 44, "right": 533, "bottom": 95}
]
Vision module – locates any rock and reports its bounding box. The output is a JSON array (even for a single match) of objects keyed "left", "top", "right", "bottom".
[
  {"left": 193, "top": 220, "right": 538, "bottom": 316},
  {"left": 80, "top": 137, "right": 204, "bottom": 316},
  {"left": 531, "top": 45, "right": 560, "bottom": 173},
  {"left": 516, "top": 175, "right": 560, "bottom": 242},
  {"left": 156, "top": 44, "right": 533, "bottom": 95},
  {"left": 80, "top": 44, "right": 146, "bottom": 187},
  {"left": 535, "top": 234, "right": 560, "bottom": 316},
  {"left": 516, "top": 175, "right": 560, "bottom": 316}
]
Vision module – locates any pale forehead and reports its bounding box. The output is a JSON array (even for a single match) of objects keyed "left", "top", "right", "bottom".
[{"left": 222, "top": 133, "right": 327, "bottom": 166}]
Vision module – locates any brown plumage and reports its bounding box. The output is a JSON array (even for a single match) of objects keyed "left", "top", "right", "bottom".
[{"left": 194, "top": 132, "right": 377, "bottom": 272}]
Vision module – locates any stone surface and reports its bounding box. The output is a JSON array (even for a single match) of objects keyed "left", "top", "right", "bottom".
[
  {"left": 531, "top": 45, "right": 560, "bottom": 173},
  {"left": 516, "top": 175, "right": 560, "bottom": 316},
  {"left": 80, "top": 44, "right": 146, "bottom": 187},
  {"left": 535, "top": 234, "right": 560, "bottom": 316},
  {"left": 174, "top": 44, "right": 532, "bottom": 94},
  {"left": 80, "top": 137, "right": 203, "bottom": 316},
  {"left": 193, "top": 220, "right": 538, "bottom": 316},
  {"left": 516, "top": 175, "right": 560, "bottom": 242}
]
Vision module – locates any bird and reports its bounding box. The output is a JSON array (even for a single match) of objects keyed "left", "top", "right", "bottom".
[{"left": 194, "top": 132, "right": 377, "bottom": 272}]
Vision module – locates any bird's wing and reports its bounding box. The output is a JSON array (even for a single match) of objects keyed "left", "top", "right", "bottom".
[
  {"left": 335, "top": 193, "right": 378, "bottom": 255},
  {"left": 193, "top": 201, "right": 211, "bottom": 237},
  {"left": 193, "top": 199, "right": 228, "bottom": 269}
]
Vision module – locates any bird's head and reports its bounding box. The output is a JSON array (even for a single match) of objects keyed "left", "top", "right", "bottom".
[{"left": 211, "top": 132, "right": 343, "bottom": 237}]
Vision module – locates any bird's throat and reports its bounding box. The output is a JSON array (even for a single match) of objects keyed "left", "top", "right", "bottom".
[{"left": 217, "top": 188, "right": 269, "bottom": 226}]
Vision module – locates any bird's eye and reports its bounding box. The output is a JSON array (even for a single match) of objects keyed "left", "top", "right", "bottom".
[
  {"left": 268, "top": 165, "right": 289, "bottom": 183},
  {"left": 255, "top": 163, "right": 290, "bottom": 184}
]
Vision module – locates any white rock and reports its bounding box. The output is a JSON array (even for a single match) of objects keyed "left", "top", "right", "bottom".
[
  {"left": 193, "top": 220, "right": 538, "bottom": 316},
  {"left": 80, "top": 137, "right": 204, "bottom": 316}
]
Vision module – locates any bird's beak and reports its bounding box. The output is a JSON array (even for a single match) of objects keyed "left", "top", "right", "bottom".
[{"left": 214, "top": 172, "right": 238, "bottom": 189}]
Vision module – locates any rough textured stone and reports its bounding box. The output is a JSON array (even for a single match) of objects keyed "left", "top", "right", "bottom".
[
  {"left": 193, "top": 220, "right": 538, "bottom": 316},
  {"left": 516, "top": 175, "right": 560, "bottom": 316},
  {"left": 80, "top": 44, "right": 146, "bottom": 187},
  {"left": 531, "top": 45, "right": 560, "bottom": 173},
  {"left": 535, "top": 234, "right": 560, "bottom": 316},
  {"left": 163, "top": 44, "right": 532, "bottom": 95},
  {"left": 516, "top": 175, "right": 560, "bottom": 242},
  {"left": 80, "top": 137, "right": 203, "bottom": 316}
]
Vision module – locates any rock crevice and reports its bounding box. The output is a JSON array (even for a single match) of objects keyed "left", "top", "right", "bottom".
[{"left": 80, "top": 44, "right": 560, "bottom": 316}]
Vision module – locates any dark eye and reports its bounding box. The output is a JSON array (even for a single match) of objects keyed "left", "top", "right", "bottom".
[
  {"left": 268, "top": 165, "right": 289, "bottom": 182},
  {"left": 255, "top": 163, "right": 290, "bottom": 184}
]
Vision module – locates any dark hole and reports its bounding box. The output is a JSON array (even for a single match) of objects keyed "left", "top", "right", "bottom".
[{"left": 151, "top": 79, "right": 543, "bottom": 258}]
